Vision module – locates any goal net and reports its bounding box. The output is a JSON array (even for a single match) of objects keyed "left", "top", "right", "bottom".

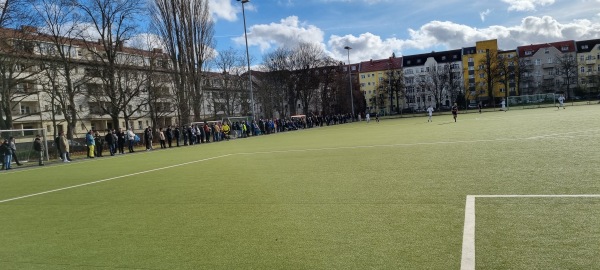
[
  {"left": 507, "top": 93, "right": 556, "bottom": 109},
  {"left": 0, "top": 128, "right": 49, "bottom": 165}
]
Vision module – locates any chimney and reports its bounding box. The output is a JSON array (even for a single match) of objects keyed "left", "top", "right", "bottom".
[{"left": 20, "top": 26, "right": 37, "bottom": 33}]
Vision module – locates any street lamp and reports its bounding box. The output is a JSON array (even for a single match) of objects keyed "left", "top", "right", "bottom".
[
  {"left": 344, "top": 46, "right": 355, "bottom": 120},
  {"left": 238, "top": 0, "right": 255, "bottom": 119}
]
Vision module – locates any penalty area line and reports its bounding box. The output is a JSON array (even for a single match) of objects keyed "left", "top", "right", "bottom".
[
  {"left": 460, "top": 194, "right": 600, "bottom": 270},
  {"left": 0, "top": 154, "right": 233, "bottom": 204}
]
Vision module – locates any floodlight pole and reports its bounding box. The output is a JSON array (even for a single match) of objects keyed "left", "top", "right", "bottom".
[
  {"left": 238, "top": 0, "right": 255, "bottom": 120},
  {"left": 344, "top": 46, "right": 355, "bottom": 120}
]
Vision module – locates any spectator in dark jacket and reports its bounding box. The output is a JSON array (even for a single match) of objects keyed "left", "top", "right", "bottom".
[{"left": 33, "top": 134, "right": 44, "bottom": 166}]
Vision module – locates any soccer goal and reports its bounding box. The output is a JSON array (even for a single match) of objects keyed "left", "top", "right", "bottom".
[
  {"left": 0, "top": 128, "right": 50, "bottom": 165},
  {"left": 507, "top": 93, "right": 556, "bottom": 109}
]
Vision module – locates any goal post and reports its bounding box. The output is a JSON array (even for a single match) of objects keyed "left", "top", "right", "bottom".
[
  {"left": 507, "top": 93, "right": 556, "bottom": 109},
  {"left": 0, "top": 128, "right": 50, "bottom": 164}
]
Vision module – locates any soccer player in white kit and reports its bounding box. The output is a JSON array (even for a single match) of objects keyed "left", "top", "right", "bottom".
[
  {"left": 427, "top": 106, "right": 434, "bottom": 122},
  {"left": 557, "top": 95, "right": 565, "bottom": 109}
]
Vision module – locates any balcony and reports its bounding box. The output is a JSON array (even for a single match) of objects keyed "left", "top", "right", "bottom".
[
  {"left": 585, "top": 59, "right": 596, "bottom": 65},
  {"left": 541, "top": 63, "right": 555, "bottom": 69}
]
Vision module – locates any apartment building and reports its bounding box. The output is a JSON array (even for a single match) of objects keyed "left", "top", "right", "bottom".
[
  {"left": 358, "top": 56, "right": 402, "bottom": 115},
  {"left": 403, "top": 49, "right": 462, "bottom": 110},
  {"left": 517, "top": 40, "right": 577, "bottom": 97},
  {"left": 575, "top": 39, "right": 600, "bottom": 96},
  {"left": 1, "top": 26, "right": 250, "bottom": 140}
]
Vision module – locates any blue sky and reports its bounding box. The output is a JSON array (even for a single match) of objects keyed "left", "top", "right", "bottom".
[{"left": 204, "top": 0, "right": 600, "bottom": 64}]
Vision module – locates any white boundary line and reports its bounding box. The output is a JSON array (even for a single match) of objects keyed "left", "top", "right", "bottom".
[
  {"left": 460, "top": 194, "right": 600, "bottom": 270},
  {"left": 1, "top": 128, "right": 599, "bottom": 202},
  {"left": 0, "top": 154, "right": 232, "bottom": 204}
]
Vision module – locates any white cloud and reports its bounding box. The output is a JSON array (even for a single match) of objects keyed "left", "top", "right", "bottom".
[
  {"left": 480, "top": 9, "right": 491, "bottom": 22},
  {"left": 328, "top": 33, "right": 406, "bottom": 62},
  {"left": 209, "top": 0, "right": 240, "bottom": 22},
  {"left": 127, "top": 33, "right": 164, "bottom": 51},
  {"left": 233, "top": 16, "right": 325, "bottom": 52},
  {"left": 324, "top": 15, "right": 600, "bottom": 62},
  {"left": 501, "top": 0, "right": 555, "bottom": 12}
]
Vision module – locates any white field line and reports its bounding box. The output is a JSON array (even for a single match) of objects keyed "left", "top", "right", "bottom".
[
  {"left": 2, "top": 128, "right": 599, "bottom": 203},
  {"left": 460, "top": 194, "right": 600, "bottom": 270},
  {"left": 0, "top": 154, "right": 232, "bottom": 204}
]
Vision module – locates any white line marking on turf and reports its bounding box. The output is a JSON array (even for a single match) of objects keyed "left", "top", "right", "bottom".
[
  {"left": 460, "top": 194, "right": 600, "bottom": 270},
  {"left": 0, "top": 154, "right": 232, "bottom": 204},
  {"left": 3, "top": 128, "right": 600, "bottom": 202}
]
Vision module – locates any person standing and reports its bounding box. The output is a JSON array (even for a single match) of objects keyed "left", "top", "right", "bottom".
[
  {"left": 117, "top": 128, "right": 125, "bottom": 154},
  {"left": 33, "top": 134, "right": 44, "bottom": 166},
  {"left": 85, "top": 130, "right": 95, "bottom": 158},
  {"left": 365, "top": 112, "right": 370, "bottom": 123},
  {"left": 94, "top": 131, "right": 104, "bottom": 157},
  {"left": 174, "top": 126, "right": 180, "bottom": 147},
  {"left": 166, "top": 126, "right": 173, "bottom": 148},
  {"left": 158, "top": 128, "right": 166, "bottom": 149},
  {"left": 54, "top": 134, "right": 62, "bottom": 161},
  {"left": 558, "top": 94, "right": 566, "bottom": 109},
  {"left": 427, "top": 105, "right": 434, "bottom": 122},
  {"left": 1, "top": 139, "right": 12, "bottom": 170},
  {"left": 59, "top": 131, "right": 71, "bottom": 162},
  {"left": 452, "top": 103, "right": 458, "bottom": 122},
  {"left": 144, "top": 126, "right": 153, "bottom": 150},
  {"left": 127, "top": 128, "right": 136, "bottom": 153},
  {"left": 9, "top": 137, "right": 22, "bottom": 166},
  {"left": 501, "top": 98, "right": 507, "bottom": 111},
  {"left": 104, "top": 130, "right": 115, "bottom": 156}
]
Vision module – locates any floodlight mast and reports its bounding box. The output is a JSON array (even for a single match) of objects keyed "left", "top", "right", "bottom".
[
  {"left": 238, "top": 0, "right": 255, "bottom": 120},
  {"left": 344, "top": 46, "right": 355, "bottom": 120}
]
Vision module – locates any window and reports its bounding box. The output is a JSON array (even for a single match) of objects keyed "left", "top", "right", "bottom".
[
  {"left": 138, "top": 121, "right": 143, "bottom": 129},
  {"left": 468, "top": 57, "right": 474, "bottom": 63},
  {"left": 479, "top": 73, "right": 485, "bottom": 78},
  {"left": 544, "top": 48, "right": 550, "bottom": 54},
  {"left": 581, "top": 67, "right": 585, "bottom": 73},
  {"left": 547, "top": 58, "right": 553, "bottom": 64},
  {"left": 361, "top": 75, "right": 365, "bottom": 79},
  {"left": 441, "top": 56, "right": 446, "bottom": 60},
  {"left": 582, "top": 45, "right": 589, "bottom": 50},
  {"left": 535, "top": 59, "right": 541, "bottom": 65},
  {"left": 20, "top": 105, "right": 31, "bottom": 114},
  {"left": 525, "top": 50, "right": 533, "bottom": 56},
  {"left": 561, "top": 46, "right": 569, "bottom": 51},
  {"left": 351, "top": 66, "right": 356, "bottom": 71}
]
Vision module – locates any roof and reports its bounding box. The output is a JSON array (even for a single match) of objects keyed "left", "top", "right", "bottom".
[
  {"left": 359, "top": 57, "right": 402, "bottom": 73},
  {"left": 517, "top": 40, "right": 576, "bottom": 57},
  {"left": 576, "top": 39, "right": 600, "bottom": 53},
  {"left": 402, "top": 49, "right": 462, "bottom": 67}
]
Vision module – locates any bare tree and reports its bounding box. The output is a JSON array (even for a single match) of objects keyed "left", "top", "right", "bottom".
[
  {"left": 516, "top": 57, "right": 533, "bottom": 96},
  {"left": 30, "top": 0, "right": 89, "bottom": 139},
  {"left": 150, "top": 0, "right": 214, "bottom": 124},
  {"left": 555, "top": 53, "right": 578, "bottom": 97},
  {"left": 477, "top": 49, "right": 501, "bottom": 105},
  {"left": 212, "top": 47, "right": 245, "bottom": 117},
  {"left": 76, "top": 0, "right": 144, "bottom": 130},
  {"left": 0, "top": 27, "right": 46, "bottom": 129},
  {"left": 496, "top": 54, "right": 518, "bottom": 100},
  {"left": 261, "top": 47, "right": 293, "bottom": 118},
  {"left": 288, "top": 43, "right": 326, "bottom": 115}
]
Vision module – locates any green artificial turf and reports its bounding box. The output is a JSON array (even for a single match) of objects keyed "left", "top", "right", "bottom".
[{"left": 1, "top": 105, "right": 599, "bottom": 269}]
